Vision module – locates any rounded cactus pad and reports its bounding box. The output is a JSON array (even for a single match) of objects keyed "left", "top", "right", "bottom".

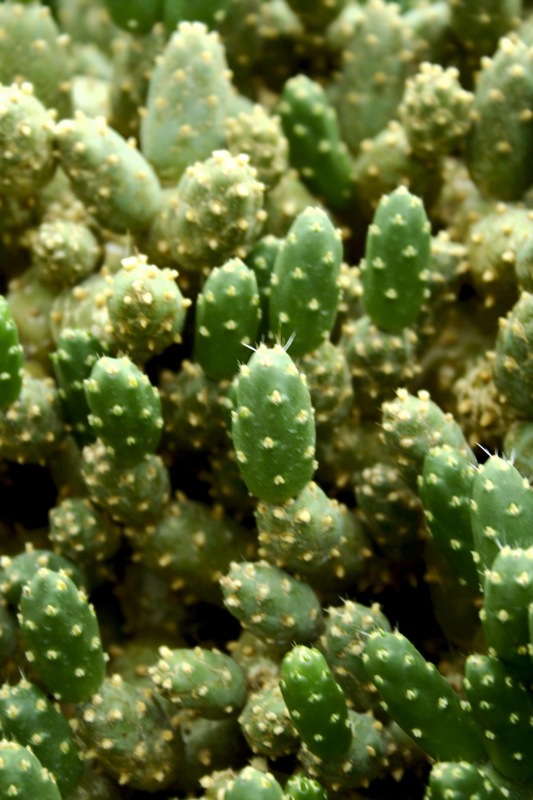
[
  {"left": 84, "top": 355, "right": 163, "bottom": 466},
  {"left": 362, "top": 185, "right": 431, "bottom": 333},
  {"left": 0, "top": 739, "right": 61, "bottom": 800},
  {"left": 231, "top": 343, "right": 316, "bottom": 504},
  {"left": 280, "top": 644, "right": 352, "bottom": 762},
  {"left": 18, "top": 567, "right": 105, "bottom": 702}
]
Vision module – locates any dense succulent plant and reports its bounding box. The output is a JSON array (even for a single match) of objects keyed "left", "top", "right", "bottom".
[{"left": 2, "top": 2, "right": 533, "bottom": 799}]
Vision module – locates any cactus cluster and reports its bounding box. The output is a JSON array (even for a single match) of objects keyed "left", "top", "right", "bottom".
[{"left": 2, "top": 2, "right": 533, "bottom": 800}]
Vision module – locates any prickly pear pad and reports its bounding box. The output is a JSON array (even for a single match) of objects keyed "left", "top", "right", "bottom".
[{"left": 231, "top": 343, "right": 316, "bottom": 503}]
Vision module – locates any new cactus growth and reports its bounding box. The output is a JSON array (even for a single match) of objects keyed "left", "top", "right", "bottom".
[
  {"left": 18, "top": 567, "right": 105, "bottom": 702},
  {"left": 231, "top": 343, "right": 316, "bottom": 504}
]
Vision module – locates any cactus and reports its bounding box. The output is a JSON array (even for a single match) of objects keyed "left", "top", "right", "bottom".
[
  {"left": 84, "top": 355, "right": 163, "bottom": 466},
  {"left": 2, "top": 4, "right": 533, "bottom": 799},
  {"left": 268, "top": 206, "right": 343, "bottom": 357},
  {"left": 231, "top": 343, "right": 316, "bottom": 504},
  {"left": 18, "top": 567, "right": 105, "bottom": 702},
  {"left": 55, "top": 113, "right": 162, "bottom": 233},
  {"left": 140, "top": 21, "right": 233, "bottom": 183},
  {"left": 193, "top": 257, "right": 261, "bottom": 381},
  {"left": 0, "top": 739, "right": 61, "bottom": 800},
  {"left": 361, "top": 185, "right": 431, "bottom": 333},
  {"left": 0, "top": 679, "right": 83, "bottom": 796}
]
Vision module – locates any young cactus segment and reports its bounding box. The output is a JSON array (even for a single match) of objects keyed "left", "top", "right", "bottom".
[
  {"left": 73, "top": 673, "right": 184, "bottom": 792},
  {"left": 320, "top": 600, "right": 391, "bottom": 713},
  {"left": 278, "top": 75, "right": 355, "bottom": 211},
  {"left": 255, "top": 481, "right": 345, "bottom": 575},
  {"left": 362, "top": 629, "right": 486, "bottom": 763},
  {"left": 0, "top": 547, "right": 84, "bottom": 606},
  {"left": 0, "top": 82, "right": 56, "bottom": 197},
  {"left": 361, "top": 186, "right": 431, "bottom": 333},
  {"left": 0, "top": 3, "right": 72, "bottom": 118},
  {"left": 84, "top": 355, "right": 163, "bottom": 467},
  {"left": 194, "top": 258, "right": 261, "bottom": 381},
  {"left": 0, "top": 296, "right": 23, "bottom": 410},
  {"left": 464, "top": 654, "right": 533, "bottom": 782},
  {"left": 225, "top": 104, "right": 289, "bottom": 192},
  {"left": 280, "top": 645, "right": 352, "bottom": 763},
  {"left": 18, "top": 567, "right": 105, "bottom": 702},
  {"left": 150, "top": 646, "right": 247, "bottom": 719},
  {"left": 49, "top": 497, "right": 122, "bottom": 568},
  {"left": 0, "top": 679, "right": 83, "bottom": 797},
  {"left": 418, "top": 445, "right": 478, "bottom": 591},
  {"left": 283, "top": 774, "right": 328, "bottom": 800},
  {"left": 105, "top": 254, "right": 190, "bottom": 363},
  {"left": 141, "top": 22, "right": 233, "bottom": 183},
  {"left": 494, "top": 292, "right": 533, "bottom": 416},
  {"left": 231, "top": 343, "right": 316, "bottom": 504},
  {"left": 163, "top": 150, "right": 266, "bottom": 273},
  {"left": 0, "top": 740, "right": 61, "bottom": 800},
  {"left": 470, "top": 456, "right": 533, "bottom": 580},
  {"left": 426, "top": 762, "right": 501, "bottom": 800},
  {"left": 268, "top": 207, "right": 343, "bottom": 357},
  {"left": 239, "top": 682, "right": 299, "bottom": 758},
  {"left": 55, "top": 113, "right": 161, "bottom": 234},
  {"left": 299, "top": 709, "right": 389, "bottom": 790},
  {"left": 225, "top": 766, "right": 283, "bottom": 800},
  {"left": 0, "top": 374, "right": 65, "bottom": 465},
  {"left": 466, "top": 37, "right": 533, "bottom": 201},
  {"left": 31, "top": 219, "right": 102, "bottom": 289},
  {"left": 220, "top": 561, "right": 323, "bottom": 647},
  {"left": 380, "top": 389, "right": 475, "bottom": 490},
  {"left": 50, "top": 328, "right": 106, "bottom": 447},
  {"left": 398, "top": 63, "right": 473, "bottom": 160},
  {"left": 81, "top": 440, "right": 170, "bottom": 526},
  {"left": 480, "top": 547, "right": 533, "bottom": 681}
]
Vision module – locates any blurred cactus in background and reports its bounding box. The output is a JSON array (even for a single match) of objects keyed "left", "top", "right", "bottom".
[{"left": 2, "top": 2, "right": 533, "bottom": 799}]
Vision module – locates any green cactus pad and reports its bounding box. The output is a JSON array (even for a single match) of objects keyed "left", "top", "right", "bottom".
[
  {"left": 268, "top": 206, "right": 343, "bottom": 357},
  {"left": 194, "top": 257, "right": 261, "bottom": 381},
  {"left": 464, "top": 653, "right": 533, "bottom": 782},
  {"left": 150, "top": 646, "right": 247, "bottom": 718},
  {"left": 362, "top": 629, "right": 486, "bottom": 763},
  {"left": 470, "top": 455, "right": 533, "bottom": 579},
  {"left": 480, "top": 546, "right": 533, "bottom": 680},
  {"left": 104, "top": 0, "right": 163, "bottom": 34},
  {"left": 18, "top": 567, "right": 105, "bottom": 702},
  {"left": 0, "top": 739, "right": 61, "bottom": 800},
  {"left": 55, "top": 113, "right": 161, "bottom": 233},
  {"left": 278, "top": 74, "right": 355, "bottom": 211},
  {"left": 162, "top": 149, "right": 266, "bottom": 273},
  {"left": 84, "top": 355, "right": 163, "bottom": 466},
  {"left": 220, "top": 560, "right": 323, "bottom": 646},
  {"left": 50, "top": 328, "right": 106, "bottom": 447},
  {"left": 419, "top": 445, "right": 479, "bottom": 590},
  {"left": 466, "top": 36, "right": 533, "bottom": 201},
  {"left": 0, "top": 547, "right": 84, "bottom": 606},
  {"left": 0, "top": 679, "right": 83, "bottom": 796},
  {"left": 361, "top": 185, "right": 431, "bottom": 333},
  {"left": 74, "top": 673, "right": 184, "bottom": 791},
  {"left": 81, "top": 440, "right": 170, "bottom": 526},
  {"left": 0, "top": 82, "right": 56, "bottom": 197},
  {"left": 106, "top": 254, "right": 190, "bottom": 363},
  {"left": 231, "top": 343, "right": 316, "bottom": 504},
  {"left": 280, "top": 644, "right": 352, "bottom": 762},
  {"left": 141, "top": 21, "right": 233, "bottom": 183}
]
